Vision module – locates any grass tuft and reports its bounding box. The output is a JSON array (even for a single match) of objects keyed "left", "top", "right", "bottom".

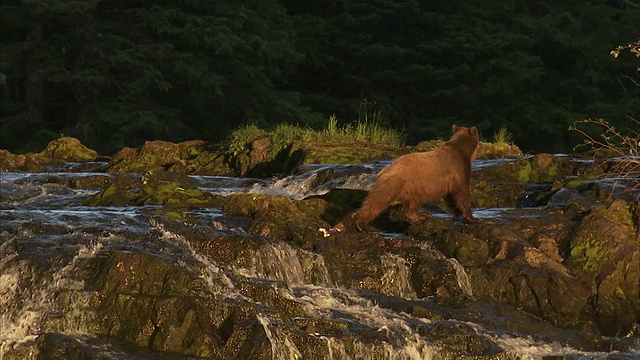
[
  {"left": 227, "top": 124, "right": 268, "bottom": 154},
  {"left": 493, "top": 125, "right": 514, "bottom": 145},
  {"left": 227, "top": 105, "right": 405, "bottom": 157}
]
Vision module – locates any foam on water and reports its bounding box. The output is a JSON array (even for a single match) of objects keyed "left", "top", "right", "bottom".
[
  {"left": 232, "top": 240, "right": 332, "bottom": 287},
  {"left": 380, "top": 254, "right": 417, "bottom": 299},
  {"left": 257, "top": 315, "right": 302, "bottom": 360},
  {"left": 151, "top": 218, "right": 236, "bottom": 292},
  {"left": 0, "top": 241, "right": 103, "bottom": 358},
  {"left": 291, "top": 285, "right": 438, "bottom": 359},
  {"left": 446, "top": 258, "right": 473, "bottom": 297}
]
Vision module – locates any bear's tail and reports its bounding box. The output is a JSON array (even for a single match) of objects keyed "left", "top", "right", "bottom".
[{"left": 355, "top": 186, "right": 395, "bottom": 229}]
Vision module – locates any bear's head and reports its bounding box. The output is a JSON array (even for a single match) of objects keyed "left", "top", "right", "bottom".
[{"left": 450, "top": 125, "right": 479, "bottom": 160}]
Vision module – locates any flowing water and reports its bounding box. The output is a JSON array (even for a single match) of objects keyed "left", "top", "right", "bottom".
[{"left": 1, "top": 160, "right": 638, "bottom": 359}]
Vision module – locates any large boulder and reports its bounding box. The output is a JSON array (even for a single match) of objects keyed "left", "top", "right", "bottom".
[
  {"left": 565, "top": 198, "right": 640, "bottom": 335},
  {"left": 0, "top": 137, "right": 100, "bottom": 172},
  {"left": 107, "top": 140, "right": 232, "bottom": 175}
]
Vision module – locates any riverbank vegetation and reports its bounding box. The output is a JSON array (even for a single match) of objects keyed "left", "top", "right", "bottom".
[
  {"left": 227, "top": 113, "right": 406, "bottom": 157},
  {"left": 1, "top": 1, "right": 638, "bottom": 155}
]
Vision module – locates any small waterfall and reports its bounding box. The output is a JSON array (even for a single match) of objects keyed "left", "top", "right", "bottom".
[
  {"left": 239, "top": 241, "right": 332, "bottom": 287},
  {"left": 298, "top": 250, "right": 332, "bottom": 286},
  {"left": 257, "top": 315, "right": 302, "bottom": 360},
  {"left": 324, "top": 336, "right": 437, "bottom": 360},
  {"left": 0, "top": 240, "right": 102, "bottom": 358},
  {"left": 292, "top": 286, "right": 438, "bottom": 359},
  {"left": 446, "top": 258, "right": 473, "bottom": 297},
  {"left": 249, "top": 242, "right": 306, "bottom": 285},
  {"left": 380, "top": 254, "right": 417, "bottom": 299},
  {"left": 152, "top": 218, "right": 236, "bottom": 292},
  {"left": 257, "top": 164, "right": 380, "bottom": 200}
]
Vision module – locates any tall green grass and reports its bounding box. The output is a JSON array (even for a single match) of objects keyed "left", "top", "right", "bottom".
[
  {"left": 493, "top": 125, "right": 514, "bottom": 145},
  {"left": 227, "top": 124, "right": 267, "bottom": 154},
  {"left": 321, "top": 114, "right": 405, "bottom": 147},
  {"left": 228, "top": 114, "right": 405, "bottom": 155}
]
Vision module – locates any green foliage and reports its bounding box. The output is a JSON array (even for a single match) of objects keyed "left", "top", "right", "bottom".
[
  {"left": 320, "top": 115, "right": 405, "bottom": 148},
  {"left": 227, "top": 125, "right": 268, "bottom": 155},
  {"left": 228, "top": 115, "right": 405, "bottom": 157},
  {"left": 0, "top": 1, "right": 321, "bottom": 154},
  {"left": 283, "top": 0, "right": 638, "bottom": 153},
  {"left": 270, "top": 123, "right": 314, "bottom": 155},
  {"left": 1, "top": 1, "right": 638, "bottom": 155},
  {"left": 493, "top": 126, "right": 514, "bottom": 146}
]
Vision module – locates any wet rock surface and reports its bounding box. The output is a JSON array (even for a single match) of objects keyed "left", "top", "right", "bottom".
[{"left": 1, "top": 139, "right": 639, "bottom": 359}]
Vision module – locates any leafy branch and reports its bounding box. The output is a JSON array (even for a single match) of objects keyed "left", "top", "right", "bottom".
[{"left": 610, "top": 40, "right": 640, "bottom": 58}]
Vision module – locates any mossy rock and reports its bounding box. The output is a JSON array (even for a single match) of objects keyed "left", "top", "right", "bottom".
[
  {"left": 289, "top": 140, "right": 407, "bottom": 166},
  {"left": 475, "top": 153, "right": 574, "bottom": 183},
  {"left": 565, "top": 198, "right": 639, "bottom": 335},
  {"left": 221, "top": 193, "right": 330, "bottom": 247},
  {"left": 89, "top": 249, "right": 227, "bottom": 356},
  {"left": 84, "top": 171, "right": 224, "bottom": 222},
  {"left": 107, "top": 140, "right": 232, "bottom": 175},
  {"left": 471, "top": 180, "right": 527, "bottom": 208},
  {"left": 1, "top": 137, "right": 100, "bottom": 172},
  {"left": 37, "top": 137, "right": 100, "bottom": 164},
  {"left": 567, "top": 199, "right": 636, "bottom": 274},
  {"left": 108, "top": 141, "right": 182, "bottom": 173},
  {"left": 83, "top": 175, "right": 138, "bottom": 206},
  {"left": 307, "top": 188, "right": 368, "bottom": 225},
  {"left": 476, "top": 142, "right": 523, "bottom": 159},
  {"left": 0, "top": 149, "right": 43, "bottom": 172},
  {"left": 413, "top": 140, "right": 523, "bottom": 159},
  {"left": 408, "top": 247, "right": 466, "bottom": 300},
  {"left": 412, "top": 140, "right": 442, "bottom": 152}
]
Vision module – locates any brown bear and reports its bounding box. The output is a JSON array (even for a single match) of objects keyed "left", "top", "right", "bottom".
[{"left": 355, "top": 125, "right": 480, "bottom": 229}]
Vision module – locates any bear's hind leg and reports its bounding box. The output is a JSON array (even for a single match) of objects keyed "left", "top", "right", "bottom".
[
  {"left": 444, "top": 193, "right": 462, "bottom": 217},
  {"left": 451, "top": 187, "right": 479, "bottom": 223},
  {"left": 355, "top": 194, "right": 392, "bottom": 230}
]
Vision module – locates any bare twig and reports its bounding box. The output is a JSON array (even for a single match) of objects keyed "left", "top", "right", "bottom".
[{"left": 570, "top": 117, "right": 640, "bottom": 200}]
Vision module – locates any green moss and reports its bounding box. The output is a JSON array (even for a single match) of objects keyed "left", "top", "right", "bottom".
[
  {"left": 546, "top": 163, "right": 560, "bottom": 178},
  {"left": 570, "top": 234, "right": 607, "bottom": 274},
  {"left": 568, "top": 200, "right": 634, "bottom": 275},
  {"left": 83, "top": 181, "right": 134, "bottom": 206},
  {"left": 37, "top": 137, "right": 99, "bottom": 163},
  {"left": 565, "top": 179, "right": 583, "bottom": 189},
  {"left": 517, "top": 163, "right": 533, "bottom": 183},
  {"left": 477, "top": 141, "right": 523, "bottom": 158}
]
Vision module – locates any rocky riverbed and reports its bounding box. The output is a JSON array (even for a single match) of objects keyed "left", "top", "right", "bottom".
[{"left": 1, "top": 137, "right": 638, "bottom": 359}]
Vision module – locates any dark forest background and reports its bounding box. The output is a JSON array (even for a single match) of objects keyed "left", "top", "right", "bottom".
[{"left": 1, "top": 0, "right": 638, "bottom": 155}]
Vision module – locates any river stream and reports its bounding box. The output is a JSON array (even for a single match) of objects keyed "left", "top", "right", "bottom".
[{"left": 1, "top": 158, "right": 638, "bottom": 359}]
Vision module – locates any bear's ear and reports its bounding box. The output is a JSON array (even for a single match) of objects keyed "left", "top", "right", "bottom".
[
  {"left": 452, "top": 125, "right": 461, "bottom": 133},
  {"left": 469, "top": 127, "right": 478, "bottom": 136}
]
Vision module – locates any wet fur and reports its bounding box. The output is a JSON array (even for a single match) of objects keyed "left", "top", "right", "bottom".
[{"left": 355, "top": 125, "right": 479, "bottom": 228}]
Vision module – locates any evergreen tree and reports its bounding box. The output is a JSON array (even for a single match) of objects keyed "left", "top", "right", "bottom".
[{"left": 1, "top": 0, "right": 321, "bottom": 154}]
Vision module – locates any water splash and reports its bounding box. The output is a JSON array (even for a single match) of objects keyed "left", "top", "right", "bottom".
[
  {"left": 246, "top": 241, "right": 306, "bottom": 285},
  {"left": 236, "top": 240, "right": 332, "bottom": 287},
  {"left": 254, "top": 164, "right": 379, "bottom": 199},
  {"left": 0, "top": 240, "right": 102, "bottom": 357},
  {"left": 257, "top": 315, "right": 302, "bottom": 360},
  {"left": 446, "top": 258, "right": 473, "bottom": 297},
  {"left": 380, "top": 254, "right": 417, "bottom": 299},
  {"left": 151, "top": 218, "right": 236, "bottom": 292},
  {"left": 323, "top": 336, "right": 437, "bottom": 360},
  {"left": 291, "top": 285, "right": 437, "bottom": 359}
]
